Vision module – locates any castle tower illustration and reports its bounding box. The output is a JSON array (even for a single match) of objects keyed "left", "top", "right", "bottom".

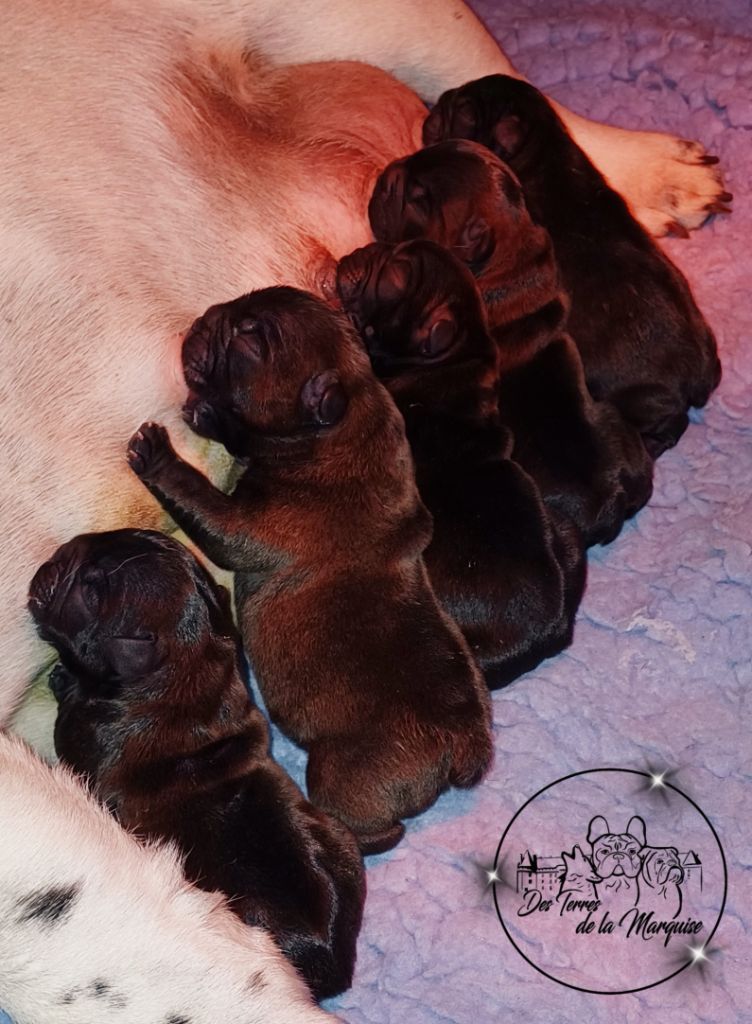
[
  {"left": 681, "top": 850, "right": 702, "bottom": 890},
  {"left": 517, "top": 851, "right": 563, "bottom": 894}
]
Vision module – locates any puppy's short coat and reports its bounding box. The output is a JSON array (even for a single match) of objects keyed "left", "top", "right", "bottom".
[
  {"left": 369, "top": 142, "right": 654, "bottom": 545},
  {"left": 423, "top": 75, "right": 722, "bottom": 456},
  {"left": 28, "top": 529, "right": 365, "bottom": 1000},
  {"left": 337, "top": 238, "right": 586, "bottom": 686},
  {"left": 127, "top": 287, "right": 493, "bottom": 854}
]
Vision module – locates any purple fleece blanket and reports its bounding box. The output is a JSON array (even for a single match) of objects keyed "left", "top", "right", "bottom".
[{"left": 3, "top": 3, "right": 748, "bottom": 1022}]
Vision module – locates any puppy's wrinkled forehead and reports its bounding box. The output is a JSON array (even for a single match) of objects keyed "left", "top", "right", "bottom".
[
  {"left": 408, "top": 141, "right": 523, "bottom": 207},
  {"left": 53, "top": 530, "right": 187, "bottom": 600},
  {"left": 185, "top": 286, "right": 351, "bottom": 385},
  {"left": 382, "top": 241, "right": 481, "bottom": 315}
]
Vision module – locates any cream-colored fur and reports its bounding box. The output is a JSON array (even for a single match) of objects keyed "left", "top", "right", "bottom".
[
  {"left": 0, "top": 731, "right": 336, "bottom": 1023},
  {"left": 0, "top": 0, "right": 725, "bottom": 723}
]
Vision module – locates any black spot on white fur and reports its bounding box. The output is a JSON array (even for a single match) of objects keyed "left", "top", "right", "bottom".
[
  {"left": 247, "top": 970, "right": 267, "bottom": 992},
  {"left": 165, "top": 1015, "right": 192, "bottom": 1024},
  {"left": 58, "top": 980, "right": 128, "bottom": 1010},
  {"left": 17, "top": 883, "right": 79, "bottom": 926}
]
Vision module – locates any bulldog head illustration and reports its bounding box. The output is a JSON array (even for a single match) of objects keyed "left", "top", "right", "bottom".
[
  {"left": 587, "top": 816, "right": 646, "bottom": 880},
  {"left": 639, "top": 846, "right": 684, "bottom": 918}
]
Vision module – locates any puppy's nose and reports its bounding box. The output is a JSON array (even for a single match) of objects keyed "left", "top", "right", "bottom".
[
  {"left": 336, "top": 250, "right": 369, "bottom": 305},
  {"left": 28, "top": 560, "right": 63, "bottom": 615},
  {"left": 379, "top": 163, "right": 405, "bottom": 203},
  {"left": 183, "top": 307, "right": 225, "bottom": 387}
]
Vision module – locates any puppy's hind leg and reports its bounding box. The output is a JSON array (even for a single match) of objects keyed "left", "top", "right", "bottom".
[{"left": 306, "top": 735, "right": 407, "bottom": 855}]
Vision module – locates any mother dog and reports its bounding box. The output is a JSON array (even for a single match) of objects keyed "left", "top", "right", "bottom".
[{"left": 0, "top": 0, "right": 727, "bottom": 718}]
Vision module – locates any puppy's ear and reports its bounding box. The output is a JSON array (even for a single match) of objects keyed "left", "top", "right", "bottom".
[
  {"left": 101, "top": 634, "right": 159, "bottom": 678},
  {"left": 626, "top": 815, "right": 646, "bottom": 848},
  {"left": 587, "top": 816, "right": 610, "bottom": 845},
  {"left": 191, "top": 562, "right": 235, "bottom": 638},
  {"left": 457, "top": 217, "right": 494, "bottom": 267},
  {"left": 492, "top": 114, "right": 524, "bottom": 159},
  {"left": 299, "top": 371, "right": 349, "bottom": 427}
]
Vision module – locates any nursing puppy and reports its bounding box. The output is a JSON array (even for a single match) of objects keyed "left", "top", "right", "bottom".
[
  {"left": 126, "top": 287, "right": 493, "bottom": 853},
  {"left": 28, "top": 529, "right": 365, "bottom": 1001},
  {"left": 0, "top": 732, "right": 335, "bottom": 1024},
  {"left": 423, "top": 75, "right": 722, "bottom": 456},
  {"left": 337, "top": 238, "right": 586, "bottom": 687},
  {"left": 369, "top": 143, "right": 654, "bottom": 545},
  {"left": 639, "top": 846, "right": 684, "bottom": 920}
]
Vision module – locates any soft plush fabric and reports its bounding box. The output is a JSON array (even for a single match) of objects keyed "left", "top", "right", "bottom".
[{"left": 2, "top": 2, "right": 748, "bottom": 1022}]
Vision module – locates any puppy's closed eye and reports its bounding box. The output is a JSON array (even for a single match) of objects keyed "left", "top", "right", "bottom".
[
  {"left": 453, "top": 99, "right": 478, "bottom": 136},
  {"left": 79, "top": 565, "right": 106, "bottom": 613},
  {"left": 492, "top": 114, "right": 525, "bottom": 159},
  {"left": 232, "top": 319, "right": 267, "bottom": 362}
]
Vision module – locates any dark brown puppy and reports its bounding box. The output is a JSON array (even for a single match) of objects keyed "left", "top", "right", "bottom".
[
  {"left": 125, "top": 287, "right": 493, "bottom": 854},
  {"left": 369, "top": 141, "right": 654, "bottom": 545},
  {"left": 27, "top": 528, "right": 365, "bottom": 1001},
  {"left": 337, "top": 238, "right": 586, "bottom": 687},
  {"left": 422, "top": 75, "right": 722, "bottom": 457}
]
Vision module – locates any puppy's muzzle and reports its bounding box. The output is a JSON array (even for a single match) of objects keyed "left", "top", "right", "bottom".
[
  {"left": 422, "top": 104, "right": 446, "bottom": 147},
  {"left": 336, "top": 252, "right": 369, "bottom": 306},
  {"left": 369, "top": 163, "right": 407, "bottom": 242},
  {"left": 182, "top": 304, "right": 226, "bottom": 390}
]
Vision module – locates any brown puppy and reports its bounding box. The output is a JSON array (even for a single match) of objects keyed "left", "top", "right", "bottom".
[
  {"left": 337, "top": 238, "right": 586, "bottom": 687},
  {"left": 27, "top": 528, "right": 365, "bottom": 1001},
  {"left": 422, "top": 76, "right": 722, "bottom": 457},
  {"left": 126, "top": 287, "right": 493, "bottom": 853},
  {"left": 369, "top": 141, "right": 654, "bottom": 546}
]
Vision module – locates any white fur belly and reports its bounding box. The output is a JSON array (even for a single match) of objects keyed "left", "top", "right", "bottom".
[{"left": 0, "top": 0, "right": 424, "bottom": 721}]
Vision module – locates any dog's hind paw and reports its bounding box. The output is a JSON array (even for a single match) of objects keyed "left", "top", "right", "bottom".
[{"left": 564, "top": 116, "right": 731, "bottom": 237}]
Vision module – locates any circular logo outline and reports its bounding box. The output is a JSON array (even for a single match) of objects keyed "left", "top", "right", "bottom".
[{"left": 492, "top": 767, "right": 727, "bottom": 995}]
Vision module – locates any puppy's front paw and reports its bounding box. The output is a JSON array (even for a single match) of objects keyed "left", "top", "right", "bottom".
[{"left": 127, "top": 422, "right": 175, "bottom": 477}]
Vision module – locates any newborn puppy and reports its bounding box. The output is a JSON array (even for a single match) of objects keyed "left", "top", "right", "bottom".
[
  {"left": 639, "top": 846, "right": 684, "bottom": 919},
  {"left": 588, "top": 815, "right": 645, "bottom": 917},
  {"left": 337, "top": 238, "right": 586, "bottom": 687},
  {"left": 423, "top": 75, "right": 722, "bottom": 457},
  {"left": 28, "top": 529, "right": 365, "bottom": 1001},
  {"left": 369, "top": 142, "right": 654, "bottom": 545},
  {"left": 126, "top": 287, "right": 493, "bottom": 854}
]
